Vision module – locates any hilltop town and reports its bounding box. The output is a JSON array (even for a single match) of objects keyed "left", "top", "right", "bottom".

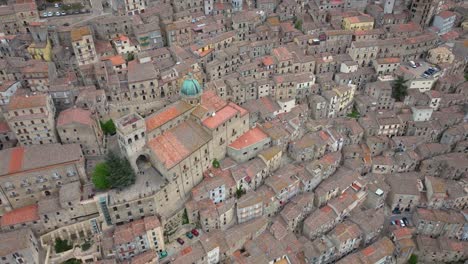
[{"left": 0, "top": 0, "right": 467, "bottom": 263}]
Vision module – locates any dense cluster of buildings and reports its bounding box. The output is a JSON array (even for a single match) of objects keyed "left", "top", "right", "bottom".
[{"left": 0, "top": 0, "right": 467, "bottom": 263}]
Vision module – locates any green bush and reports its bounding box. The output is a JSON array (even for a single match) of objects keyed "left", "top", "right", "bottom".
[
  {"left": 80, "top": 240, "right": 92, "bottom": 251},
  {"left": 182, "top": 208, "right": 189, "bottom": 224},
  {"left": 236, "top": 186, "right": 246, "bottom": 199},
  {"left": 212, "top": 158, "right": 220, "bottom": 168},
  {"left": 100, "top": 119, "right": 116, "bottom": 135},
  {"left": 408, "top": 254, "right": 418, "bottom": 264},
  {"left": 55, "top": 238, "right": 72, "bottom": 253},
  {"left": 62, "top": 258, "right": 82, "bottom": 264},
  {"left": 294, "top": 19, "right": 303, "bottom": 30}
]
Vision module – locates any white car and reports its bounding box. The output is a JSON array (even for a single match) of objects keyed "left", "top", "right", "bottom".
[
  {"left": 54, "top": 3, "right": 60, "bottom": 8},
  {"left": 55, "top": 11, "right": 61, "bottom": 16},
  {"left": 400, "top": 220, "right": 406, "bottom": 227},
  {"left": 47, "top": 11, "right": 53, "bottom": 17},
  {"left": 42, "top": 12, "right": 47, "bottom": 17}
]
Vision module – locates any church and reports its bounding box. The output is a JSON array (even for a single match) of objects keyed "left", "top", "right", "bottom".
[{"left": 116, "top": 73, "right": 250, "bottom": 197}]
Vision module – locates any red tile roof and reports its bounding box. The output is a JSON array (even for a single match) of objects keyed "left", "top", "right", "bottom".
[
  {"left": 57, "top": 107, "right": 94, "bottom": 127},
  {"left": 0, "top": 121, "right": 11, "bottom": 133},
  {"left": 0, "top": 204, "right": 39, "bottom": 227},
  {"left": 8, "top": 93, "right": 48, "bottom": 111},
  {"left": 202, "top": 105, "right": 238, "bottom": 129},
  {"left": 101, "top": 55, "right": 126, "bottom": 66},
  {"left": 8, "top": 147, "right": 24, "bottom": 174},
  {"left": 148, "top": 120, "right": 211, "bottom": 169},
  {"left": 229, "top": 127, "right": 269, "bottom": 150},
  {"left": 437, "top": 10, "right": 455, "bottom": 19},
  {"left": 362, "top": 246, "right": 375, "bottom": 256},
  {"left": 262, "top": 56, "right": 274, "bottom": 66},
  {"left": 145, "top": 101, "right": 192, "bottom": 132},
  {"left": 201, "top": 90, "right": 227, "bottom": 112},
  {"left": 228, "top": 102, "right": 248, "bottom": 117}
]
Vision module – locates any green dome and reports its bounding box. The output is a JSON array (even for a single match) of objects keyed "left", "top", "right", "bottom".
[{"left": 180, "top": 74, "right": 202, "bottom": 97}]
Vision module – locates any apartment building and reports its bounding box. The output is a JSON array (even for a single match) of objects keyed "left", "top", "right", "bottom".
[
  {"left": 71, "top": 26, "right": 98, "bottom": 66},
  {"left": 5, "top": 93, "right": 58, "bottom": 145},
  {"left": 113, "top": 216, "right": 165, "bottom": 260},
  {"left": 0, "top": 143, "right": 85, "bottom": 211},
  {"left": 0, "top": 229, "right": 41, "bottom": 264},
  {"left": 57, "top": 107, "right": 105, "bottom": 156}
]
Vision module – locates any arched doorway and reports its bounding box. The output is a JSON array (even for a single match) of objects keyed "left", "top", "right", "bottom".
[{"left": 136, "top": 154, "right": 151, "bottom": 172}]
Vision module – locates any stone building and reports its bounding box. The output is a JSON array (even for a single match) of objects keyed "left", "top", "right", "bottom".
[
  {"left": 0, "top": 143, "right": 85, "bottom": 211},
  {"left": 71, "top": 26, "right": 98, "bottom": 67},
  {"left": 57, "top": 107, "right": 105, "bottom": 156},
  {"left": 413, "top": 208, "right": 464, "bottom": 239},
  {"left": 385, "top": 172, "right": 421, "bottom": 213},
  {"left": 5, "top": 93, "right": 58, "bottom": 145},
  {"left": 112, "top": 216, "right": 165, "bottom": 260},
  {"left": 0, "top": 228, "right": 41, "bottom": 264}
]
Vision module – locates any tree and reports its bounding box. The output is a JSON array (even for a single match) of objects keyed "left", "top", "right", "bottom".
[
  {"left": 236, "top": 186, "right": 246, "bottom": 199},
  {"left": 212, "top": 158, "right": 220, "bottom": 168},
  {"left": 126, "top": 52, "right": 135, "bottom": 62},
  {"left": 106, "top": 152, "right": 136, "bottom": 189},
  {"left": 80, "top": 240, "right": 92, "bottom": 251},
  {"left": 392, "top": 76, "right": 408, "bottom": 102},
  {"left": 408, "top": 254, "right": 418, "bottom": 264},
  {"left": 182, "top": 208, "right": 189, "bottom": 224},
  {"left": 347, "top": 106, "right": 360, "bottom": 119},
  {"left": 54, "top": 238, "right": 73, "bottom": 253},
  {"left": 92, "top": 152, "right": 136, "bottom": 190},
  {"left": 294, "top": 19, "right": 303, "bottom": 30},
  {"left": 92, "top": 163, "right": 111, "bottom": 190},
  {"left": 100, "top": 119, "right": 116, "bottom": 135}
]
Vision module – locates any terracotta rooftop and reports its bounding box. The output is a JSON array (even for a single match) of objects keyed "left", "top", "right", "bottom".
[
  {"left": 101, "top": 55, "right": 126, "bottom": 66},
  {"left": 0, "top": 121, "right": 11, "bottom": 133},
  {"left": 200, "top": 90, "right": 227, "bottom": 112},
  {"left": 57, "top": 107, "right": 94, "bottom": 127},
  {"left": 229, "top": 127, "right": 269, "bottom": 150},
  {"left": 272, "top": 47, "right": 292, "bottom": 61},
  {"left": 0, "top": 144, "right": 83, "bottom": 176},
  {"left": 202, "top": 105, "right": 238, "bottom": 129},
  {"left": 145, "top": 101, "right": 193, "bottom": 132},
  {"left": 0, "top": 205, "right": 39, "bottom": 227},
  {"left": 149, "top": 120, "right": 211, "bottom": 169},
  {"left": 7, "top": 93, "right": 48, "bottom": 111},
  {"left": 437, "top": 10, "right": 455, "bottom": 19}
]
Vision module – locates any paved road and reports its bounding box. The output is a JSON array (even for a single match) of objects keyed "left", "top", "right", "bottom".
[{"left": 165, "top": 228, "right": 203, "bottom": 258}]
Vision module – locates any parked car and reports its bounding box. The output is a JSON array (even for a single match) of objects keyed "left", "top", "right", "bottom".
[
  {"left": 395, "top": 220, "right": 400, "bottom": 226},
  {"left": 400, "top": 219, "right": 406, "bottom": 227},
  {"left": 61, "top": 11, "right": 66, "bottom": 15},
  {"left": 415, "top": 62, "right": 421, "bottom": 67},
  {"left": 409, "top": 61, "right": 417, "bottom": 68},
  {"left": 191, "top": 229, "right": 199, "bottom": 236},
  {"left": 176, "top": 238, "right": 185, "bottom": 245},
  {"left": 186, "top": 232, "right": 194, "bottom": 239},
  {"left": 391, "top": 220, "right": 396, "bottom": 225},
  {"left": 47, "top": 11, "right": 53, "bottom": 17},
  {"left": 55, "top": 11, "right": 61, "bottom": 16},
  {"left": 42, "top": 12, "right": 47, "bottom": 17},
  {"left": 159, "top": 251, "right": 168, "bottom": 259},
  {"left": 402, "top": 217, "right": 409, "bottom": 226}
]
